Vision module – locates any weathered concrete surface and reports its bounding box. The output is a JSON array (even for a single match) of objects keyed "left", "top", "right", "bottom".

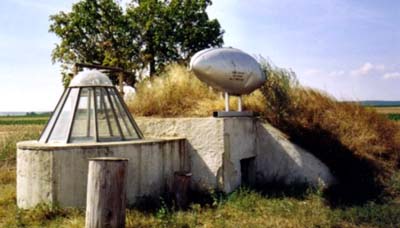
[
  {"left": 136, "top": 118, "right": 225, "bottom": 191},
  {"left": 17, "top": 138, "right": 188, "bottom": 209},
  {"left": 17, "top": 117, "right": 335, "bottom": 209},
  {"left": 255, "top": 123, "right": 334, "bottom": 187},
  {"left": 136, "top": 117, "right": 334, "bottom": 193}
]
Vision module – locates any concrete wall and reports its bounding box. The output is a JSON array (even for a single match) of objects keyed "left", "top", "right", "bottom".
[
  {"left": 17, "top": 117, "right": 335, "bottom": 209},
  {"left": 17, "top": 138, "right": 188, "bottom": 209},
  {"left": 136, "top": 118, "right": 225, "bottom": 191},
  {"left": 136, "top": 117, "right": 334, "bottom": 193},
  {"left": 255, "top": 122, "right": 334, "bottom": 187}
]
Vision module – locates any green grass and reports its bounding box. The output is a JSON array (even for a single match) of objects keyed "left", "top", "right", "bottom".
[
  {"left": 1, "top": 179, "right": 400, "bottom": 227},
  {"left": 388, "top": 114, "right": 400, "bottom": 121}
]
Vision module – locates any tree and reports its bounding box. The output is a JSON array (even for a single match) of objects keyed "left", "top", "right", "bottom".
[
  {"left": 49, "top": 0, "right": 224, "bottom": 85},
  {"left": 127, "top": 0, "right": 224, "bottom": 75},
  {"left": 168, "top": 0, "right": 224, "bottom": 61},
  {"left": 50, "top": 0, "right": 138, "bottom": 86}
]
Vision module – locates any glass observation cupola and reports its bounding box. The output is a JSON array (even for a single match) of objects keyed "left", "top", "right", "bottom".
[{"left": 39, "top": 70, "right": 143, "bottom": 144}]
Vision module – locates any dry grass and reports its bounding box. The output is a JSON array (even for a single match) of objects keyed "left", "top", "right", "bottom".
[
  {"left": 259, "top": 71, "right": 400, "bottom": 204},
  {"left": 0, "top": 125, "right": 43, "bottom": 167},
  {"left": 128, "top": 64, "right": 265, "bottom": 117},
  {"left": 129, "top": 63, "right": 400, "bottom": 204}
]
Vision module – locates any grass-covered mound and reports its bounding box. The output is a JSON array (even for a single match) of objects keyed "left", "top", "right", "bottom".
[
  {"left": 128, "top": 64, "right": 265, "bottom": 117},
  {"left": 129, "top": 63, "right": 400, "bottom": 204}
]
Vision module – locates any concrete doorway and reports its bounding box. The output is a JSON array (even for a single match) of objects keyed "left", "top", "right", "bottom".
[{"left": 240, "top": 157, "right": 256, "bottom": 186}]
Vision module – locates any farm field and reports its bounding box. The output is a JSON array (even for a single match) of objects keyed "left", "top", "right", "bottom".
[
  {"left": 372, "top": 106, "right": 400, "bottom": 114},
  {"left": 0, "top": 118, "right": 399, "bottom": 227},
  {"left": 368, "top": 106, "right": 400, "bottom": 121},
  {"left": 0, "top": 114, "right": 49, "bottom": 126}
]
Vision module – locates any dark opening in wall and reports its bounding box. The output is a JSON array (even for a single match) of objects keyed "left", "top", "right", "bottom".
[{"left": 240, "top": 157, "right": 256, "bottom": 186}]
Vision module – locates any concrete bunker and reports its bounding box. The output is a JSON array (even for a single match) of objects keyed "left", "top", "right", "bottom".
[{"left": 17, "top": 65, "right": 335, "bottom": 209}]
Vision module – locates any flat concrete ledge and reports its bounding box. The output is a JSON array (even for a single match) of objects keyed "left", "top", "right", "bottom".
[{"left": 17, "top": 137, "right": 185, "bottom": 150}]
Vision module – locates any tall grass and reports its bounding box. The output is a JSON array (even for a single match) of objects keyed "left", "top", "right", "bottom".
[
  {"left": 258, "top": 60, "right": 400, "bottom": 204},
  {"left": 128, "top": 64, "right": 265, "bottom": 117},
  {"left": 128, "top": 63, "right": 400, "bottom": 204}
]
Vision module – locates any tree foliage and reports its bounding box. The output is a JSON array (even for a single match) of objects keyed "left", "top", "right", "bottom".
[{"left": 49, "top": 0, "right": 224, "bottom": 86}]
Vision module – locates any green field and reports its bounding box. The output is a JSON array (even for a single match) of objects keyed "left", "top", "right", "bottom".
[{"left": 0, "top": 114, "right": 49, "bottom": 125}]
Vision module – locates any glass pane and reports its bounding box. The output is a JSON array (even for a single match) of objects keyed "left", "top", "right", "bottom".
[
  {"left": 96, "top": 88, "right": 122, "bottom": 141},
  {"left": 48, "top": 88, "right": 79, "bottom": 143},
  {"left": 70, "top": 88, "right": 95, "bottom": 143},
  {"left": 39, "top": 89, "right": 69, "bottom": 143},
  {"left": 108, "top": 88, "right": 139, "bottom": 139}
]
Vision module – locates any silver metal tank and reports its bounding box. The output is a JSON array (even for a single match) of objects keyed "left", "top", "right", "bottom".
[{"left": 190, "top": 47, "right": 266, "bottom": 95}]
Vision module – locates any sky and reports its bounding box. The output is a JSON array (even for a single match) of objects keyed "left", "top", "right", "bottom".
[{"left": 0, "top": 0, "right": 399, "bottom": 112}]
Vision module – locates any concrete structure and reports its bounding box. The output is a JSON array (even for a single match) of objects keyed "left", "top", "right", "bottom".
[
  {"left": 17, "top": 117, "right": 334, "bottom": 209},
  {"left": 17, "top": 138, "right": 188, "bottom": 209},
  {"left": 136, "top": 117, "right": 335, "bottom": 193}
]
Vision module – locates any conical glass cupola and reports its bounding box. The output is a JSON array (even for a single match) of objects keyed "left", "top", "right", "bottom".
[{"left": 39, "top": 70, "right": 143, "bottom": 144}]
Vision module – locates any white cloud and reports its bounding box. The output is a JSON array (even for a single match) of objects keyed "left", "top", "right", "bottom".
[
  {"left": 350, "top": 62, "right": 385, "bottom": 76},
  {"left": 383, "top": 72, "right": 400, "bottom": 79}
]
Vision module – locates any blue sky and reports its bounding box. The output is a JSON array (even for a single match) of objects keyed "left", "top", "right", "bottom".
[{"left": 0, "top": 0, "right": 399, "bottom": 112}]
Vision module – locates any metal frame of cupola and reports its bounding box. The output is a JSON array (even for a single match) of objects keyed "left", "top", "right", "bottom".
[{"left": 39, "top": 69, "right": 143, "bottom": 144}]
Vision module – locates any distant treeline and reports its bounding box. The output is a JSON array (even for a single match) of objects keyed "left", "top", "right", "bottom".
[
  {"left": 359, "top": 100, "right": 400, "bottom": 107},
  {"left": 0, "top": 112, "right": 51, "bottom": 117}
]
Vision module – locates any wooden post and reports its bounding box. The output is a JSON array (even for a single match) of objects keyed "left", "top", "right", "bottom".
[{"left": 85, "top": 157, "right": 128, "bottom": 228}]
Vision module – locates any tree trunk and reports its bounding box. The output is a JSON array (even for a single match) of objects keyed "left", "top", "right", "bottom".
[
  {"left": 85, "top": 157, "right": 128, "bottom": 228},
  {"left": 149, "top": 58, "right": 156, "bottom": 76},
  {"left": 118, "top": 72, "right": 124, "bottom": 96}
]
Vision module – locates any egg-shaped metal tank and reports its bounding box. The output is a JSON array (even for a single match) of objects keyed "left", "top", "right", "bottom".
[{"left": 190, "top": 48, "right": 266, "bottom": 95}]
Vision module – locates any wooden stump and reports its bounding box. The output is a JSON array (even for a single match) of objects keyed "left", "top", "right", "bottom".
[{"left": 85, "top": 157, "right": 128, "bottom": 228}]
